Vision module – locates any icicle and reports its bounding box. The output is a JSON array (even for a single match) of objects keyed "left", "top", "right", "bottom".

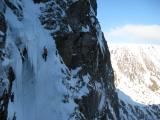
[
  {"left": 88, "top": 0, "right": 105, "bottom": 55},
  {"left": 96, "top": 23, "right": 105, "bottom": 56}
]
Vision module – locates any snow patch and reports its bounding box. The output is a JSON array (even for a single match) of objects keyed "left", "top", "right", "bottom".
[
  {"left": 81, "top": 25, "right": 89, "bottom": 32},
  {"left": 96, "top": 24, "right": 105, "bottom": 55},
  {"left": 0, "top": 31, "right": 4, "bottom": 36},
  {"left": 6, "top": 1, "right": 76, "bottom": 120}
]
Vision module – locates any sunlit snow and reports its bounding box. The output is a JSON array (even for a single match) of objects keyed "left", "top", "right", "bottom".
[{"left": 109, "top": 44, "right": 160, "bottom": 105}]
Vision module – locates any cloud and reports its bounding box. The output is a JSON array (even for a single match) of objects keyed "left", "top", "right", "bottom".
[{"left": 104, "top": 24, "right": 160, "bottom": 44}]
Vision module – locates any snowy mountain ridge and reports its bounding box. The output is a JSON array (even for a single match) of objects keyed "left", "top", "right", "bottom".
[
  {"left": 109, "top": 44, "right": 160, "bottom": 105},
  {"left": 109, "top": 44, "right": 160, "bottom": 119}
]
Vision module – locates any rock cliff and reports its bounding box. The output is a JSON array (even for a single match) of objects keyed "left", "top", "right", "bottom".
[{"left": 0, "top": 0, "right": 119, "bottom": 120}]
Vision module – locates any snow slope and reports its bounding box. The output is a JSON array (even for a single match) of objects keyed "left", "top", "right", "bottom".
[
  {"left": 5, "top": 1, "right": 75, "bottom": 120},
  {"left": 109, "top": 44, "right": 160, "bottom": 105}
]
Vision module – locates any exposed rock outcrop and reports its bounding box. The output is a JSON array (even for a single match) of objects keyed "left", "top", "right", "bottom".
[
  {"left": 39, "top": 0, "right": 119, "bottom": 119},
  {"left": 0, "top": 0, "right": 119, "bottom": 120}
]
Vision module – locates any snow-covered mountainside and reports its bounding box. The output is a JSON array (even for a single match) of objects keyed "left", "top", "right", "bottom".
[
  {"left": 109, "top": 44, "right": 160, "bottom": 120},
  {"left": 0, "top": 0, "right": 119, "bottom": 120}
]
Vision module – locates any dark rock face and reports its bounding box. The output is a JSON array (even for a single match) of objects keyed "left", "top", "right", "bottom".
[
  {"left": 0, "top": 7, "right": 16, "bottom": 120},
  {"left": 0, "top": 10, "right": 7, "bottom": 120},
  {"left": 0, "top": 0, "right": 120, "bottom": 120},
  {"left": 0, "top": 13, "right": 6, "bottom": 48},
  {"left": 119, "top": 100, "right": 160, "bottom": 120},
  {"left": 39, "top": 0, "right": 119, "bottom": 119},
  {"left": 33, "top": 0, "right": 48, "bottom": 3}
]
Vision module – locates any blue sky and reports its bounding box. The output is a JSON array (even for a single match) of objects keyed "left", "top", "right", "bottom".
[
  {"left": 97, "top": 0, "right": 160, "bottom": 32},
  {"left": 97, "top": 0, "right": 160, "bottom": 44}
]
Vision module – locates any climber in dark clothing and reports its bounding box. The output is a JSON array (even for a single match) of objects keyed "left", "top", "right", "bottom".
[
  {"left": 10, "top": 92, "right": 14, "bottom": 103},
  {"left": 12, "top": 112, "right": 16, "bottom": 120},
  {"left": 42, "top": 47, "right": 48, "bottom": 61},
  {"left": 8, "top": 67, "right": 16, "bottom": 82},
  {"left": 22, "top": 47, "right": 28, "bottom": 62},
  {"left": 0, "top": 78, "right": 2, "bottom": 83},
  {"left": 22, "top": 47, "right": 27, "bottom": 57},
  {"left": 2, "top": 89, "right": 8, "bottom": 109}
]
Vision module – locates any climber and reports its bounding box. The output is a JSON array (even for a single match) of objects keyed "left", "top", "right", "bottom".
[
  {"left": 10, "top": 92, "right": 14, "bottom": 103},
  {"left": 42, "top": 46, "right": 48, "bottom": 61},
  {"left": 22, "top": 47, "right": 27, "bottom": 57},
  {"left": 12, "top": 112, "right": 16, "bottom": 120},
  {"left": 22, "top": 47, "right": 28, "bottom": 62},
  {"left": 8, "top": 67, "right": 16, "bottom": 82},
  {"left": 2, "top": 89, "right": 8, "bottom": 108},
  {"left": 0, "top": 78, "right": 2, "bottom": 85}
]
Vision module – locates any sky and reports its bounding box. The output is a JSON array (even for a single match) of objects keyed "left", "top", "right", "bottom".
[{"left": 97, "top": 0, "right": 160, "bottom": 44}]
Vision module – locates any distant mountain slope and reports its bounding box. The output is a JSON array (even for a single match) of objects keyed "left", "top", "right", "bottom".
[{"left": 109, "top": 44, "right": 160, "bottom": 119}]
